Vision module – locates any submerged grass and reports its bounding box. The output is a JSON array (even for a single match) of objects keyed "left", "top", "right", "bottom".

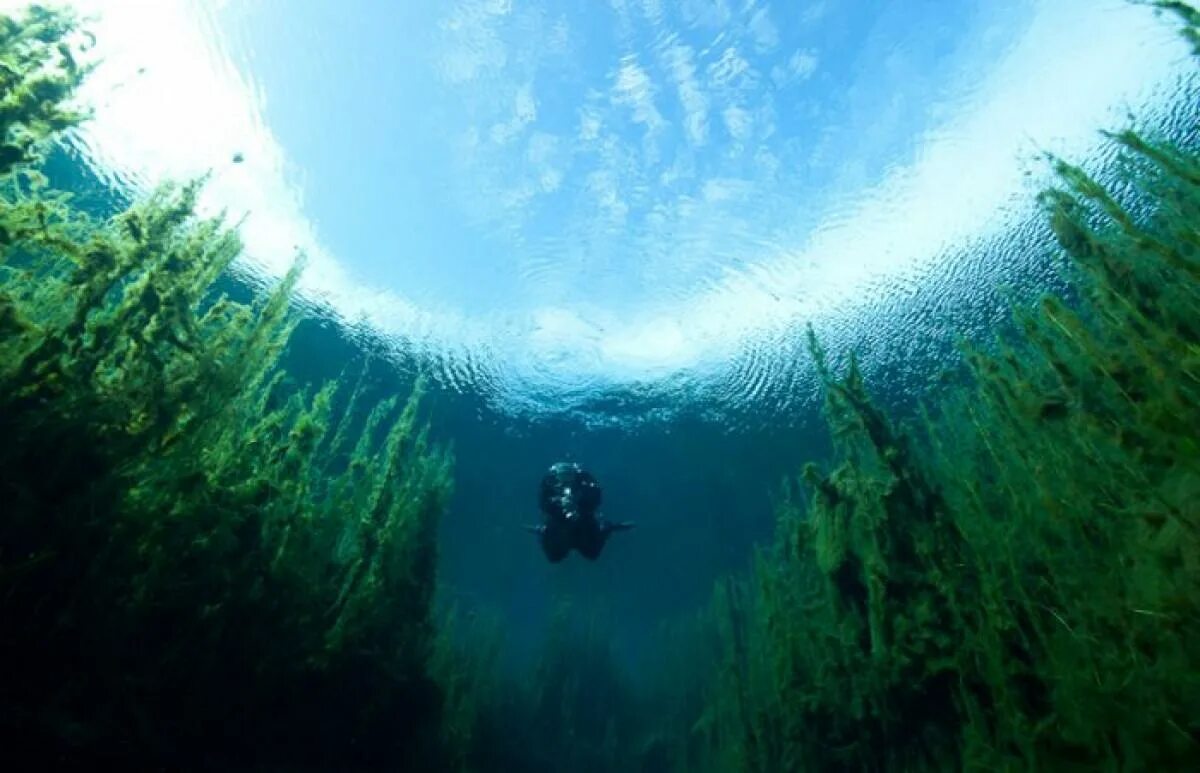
[
  {"left": 434, "top": 601, "right": 646, "bottom": 773},
  {"left": 695, "top": 8, "right": 1200, "bottom": 771},
  {"left": 1, "top": 6, "right": 453, "bottom": 768}
]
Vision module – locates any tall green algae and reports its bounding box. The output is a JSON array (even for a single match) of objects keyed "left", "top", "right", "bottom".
[
  {"left": 696, "top": 9, "right": 1200, "bottom": 772},
  {"left": 0, "top": 6, "right": 453, "bottom": 767},
  {"left": 0, "top": 4, "right": 86, "bottom": 177},
  {"left": 434, "top": 602, "right": 645, "bottom": 773}
]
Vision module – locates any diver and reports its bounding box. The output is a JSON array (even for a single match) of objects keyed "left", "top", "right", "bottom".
[{"left": 526, "top": 462, "right": 634, "bottom": 562}]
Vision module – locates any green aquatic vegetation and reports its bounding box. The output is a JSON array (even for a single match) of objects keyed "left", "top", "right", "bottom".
[
  {"left": 433, "top": 601, "right": 649, "bottom": 773},
  {"left": 431, "top": 603, "right": 507, "bottom": 772},
  {"left": 0, "top": 4, "right": 88, "bottom": 176},
  {"left": 636, "top": 612, "right": 723, "bottom": 773},
  {"left": 701, "top": 340, "right": 969, "bottom": 772},
  {"left": 942, "top": 132, "right": 1200, "bottom": 767},
  {"left": 700, "top": 103, "right": 1200, "bottom": 773},
  {"left": 0, "top": 7, "right": 453, "bottom": 767},
  {"left": 1147, "top": 1, "right": 1200, "bottom": 54}
]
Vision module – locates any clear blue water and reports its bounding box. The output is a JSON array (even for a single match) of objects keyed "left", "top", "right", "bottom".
[{"left": 51, "top": 0, "right": 1192, "bottom": 410}]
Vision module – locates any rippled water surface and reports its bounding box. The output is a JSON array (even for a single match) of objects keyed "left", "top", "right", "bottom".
[{"left": 32, "top": 0, "right": 1199, "bottom": 420}]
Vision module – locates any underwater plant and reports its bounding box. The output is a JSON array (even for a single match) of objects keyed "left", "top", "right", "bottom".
[
  {"left": 694, "top": 8, "right": 1200, "bottom": 771},
  {"left": 0, "top": 4, "right": 88, "bottom": 177},
  {"left": 433, "top": 601, "right": 646, "bottom": 773},
  {"left": 0, "top": 6, "right": 454, "bottom": 768}
]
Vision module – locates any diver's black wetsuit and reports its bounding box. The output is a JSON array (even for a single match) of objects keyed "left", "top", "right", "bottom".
[{"left": 530, "top": 462, "right": 633, "bottom": 562}]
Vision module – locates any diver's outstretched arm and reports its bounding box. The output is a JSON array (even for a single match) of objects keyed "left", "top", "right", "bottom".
[{"left": 523, "top": 524, "right": 545, "bottom": 535}]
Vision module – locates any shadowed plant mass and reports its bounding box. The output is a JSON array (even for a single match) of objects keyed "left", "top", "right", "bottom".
[
  {"left": 686, "top": 16, "right": 1200, "bottom": 770},
  {"left": 1, "top": 6, "right": 452, "bottom": 768}
]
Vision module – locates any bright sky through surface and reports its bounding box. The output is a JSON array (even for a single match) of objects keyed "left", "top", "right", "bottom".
[{"left": 15, "top": 0, "right": 1195, "bottom": 411}]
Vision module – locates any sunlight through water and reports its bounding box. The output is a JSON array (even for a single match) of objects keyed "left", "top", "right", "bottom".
[{"left": 18, "top": 0, "right": 1199, "bottom": 421}]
